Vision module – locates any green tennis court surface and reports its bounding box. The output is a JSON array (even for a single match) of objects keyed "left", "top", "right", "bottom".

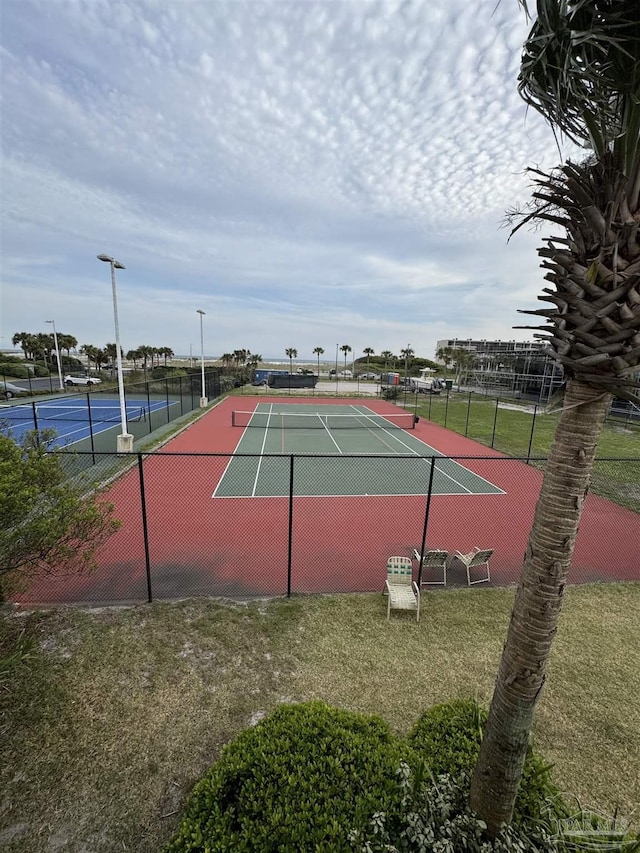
[{"left": 213, "top": 403, "right": 505, "bottom": 498}]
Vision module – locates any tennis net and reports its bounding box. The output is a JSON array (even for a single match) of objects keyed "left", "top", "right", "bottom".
[
  {"left": 0, "top": 404, "right": 147, "bottom": 424},
  {"left": 231, "top": 410, "right": 415, "bottom": 430}
]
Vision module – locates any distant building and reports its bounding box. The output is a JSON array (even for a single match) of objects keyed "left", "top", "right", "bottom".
[
  {"left": 435, "top": 338, "right": 540, "bottom": 369},
  {"left": 435, "top": 338, "right": 563, "bottom": 402}
]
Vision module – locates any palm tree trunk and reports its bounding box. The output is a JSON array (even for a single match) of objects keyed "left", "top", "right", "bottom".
[{"left": 469, "top": 378, "right": 612, "bottom": 835}]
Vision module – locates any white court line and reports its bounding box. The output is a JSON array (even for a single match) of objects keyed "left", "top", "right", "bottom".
[
  {"left": 212, "top": 403, "right": 267, "bottom": 497},
  {"left": 320, "top": 413, "right": 343, "bottom": 454},
  {"left": 214, "top": 490, "right": 506, "bottom": 499},
  {"left": 354, "top": 404, "right": 505, "bottom": 495},
  {"left": 251, "top": 403, "right": 274, "bottom": 497}
]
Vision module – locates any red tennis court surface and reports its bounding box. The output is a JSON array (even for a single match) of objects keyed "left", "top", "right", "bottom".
[{"left": 18, "top": 395, "right": 640, "bottom": 605}]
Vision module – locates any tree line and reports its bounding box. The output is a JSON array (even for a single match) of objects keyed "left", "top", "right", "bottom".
[{"left": 11, "top": 332, "right": 174, "bottom": 373}]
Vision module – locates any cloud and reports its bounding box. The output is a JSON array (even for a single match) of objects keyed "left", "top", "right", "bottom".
[{"left": 1, "top": 0, "right": 578, "bottom": 359}]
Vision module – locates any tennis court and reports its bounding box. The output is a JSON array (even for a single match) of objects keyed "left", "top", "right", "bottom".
[
  {"left": 214, "top": 402, "right": 505, "bottom": 497},
  {"left": 0, "top": 398, "right": 177, "bottom": 447}
]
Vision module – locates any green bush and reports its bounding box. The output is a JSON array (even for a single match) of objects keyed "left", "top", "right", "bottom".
[
  {"left": 167, "top": 701, "right": 410, "bottom": 852},
  {"left": 32, "top": 361, "right": 51, "bottom": 377},
  {"left": 151, "top": 366, "right": 187, "bottom": 379},
  {"left": 408, "top": 699, "right": 566, "bottom": 826},
  {"left": 60, "top": 355, "right": 83, "bottom": 371},
  {"left": 0, "top": 362, "right": 30, "bottom": 379},
  {"left": 349, "top": 764, "right": 557, "bottom": 852}
]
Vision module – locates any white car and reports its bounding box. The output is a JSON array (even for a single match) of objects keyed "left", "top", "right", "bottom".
[{"left": 64, "top": 374, "right": 102, "bottom": 387}]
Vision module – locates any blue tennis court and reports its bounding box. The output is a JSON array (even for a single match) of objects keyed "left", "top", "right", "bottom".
[
  {"left": 0, "top": 398, "right": 177, "bottom": 447},
  {"left": 214, "top": 402, "right": 506, "bottom": 497}
]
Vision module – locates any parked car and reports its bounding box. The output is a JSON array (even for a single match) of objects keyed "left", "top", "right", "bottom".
[
  {"left": 339, "top": 370, "right": 353, "bottom": 378},
  {"left": 64, "top": 374, "right": 102, "bottom": 387},
  {"left": 0, "top": 380, "right": 29, "bottom": 399}
]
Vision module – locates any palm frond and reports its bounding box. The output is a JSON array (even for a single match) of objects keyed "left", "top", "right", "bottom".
[{"left": 518, "top": 0, "right": 640, "bottom": 174}]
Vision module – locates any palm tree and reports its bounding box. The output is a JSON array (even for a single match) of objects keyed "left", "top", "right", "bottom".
[
  {"left": 380, "top": 350, "right": 393, "bottom": 374},
  {"left": 138, "top": 345, "right": 154, "bottom": 375},
  {"left": 400, "top": 345, "right": 414, "bottom": 382},
  {"left": 80, "top": 344, "right": 100, "bottom": 373},
  {"left": 436, "top": 345, "right": 454, "bottom": 376},
  {"left": 159, "top": 346, "right": 174, "bottom": 366},
  {"left": 339, "top": 344, "right": 351, "bottom": 374},
  {"left": 58, "top": 334, "right": 78, "bottom": 359},
  {"left": 12, "top": 332, "right": 30, "bottom": 359},
  {"left": 470, "top": 1, "right": 640, "bottom": 836},
  {"left": 126, "top": 349, "right": 141, "bottom": 370},
  {"left": 450, "top": 347, "right": 474, "bottom": 387},
  {"left": 285, "top": 348, "right": 298, "bottom": 374},
  {"left": 313, "top": 347, "right": 324, "bottom": 378},
  {"left": 363, "top": 347, "right": 374, "bottom": 374},
  {"left": 93, "top": 348, "right": 109, "bottom": 371}
]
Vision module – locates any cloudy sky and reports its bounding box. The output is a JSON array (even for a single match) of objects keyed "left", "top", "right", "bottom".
[{"left": 1, "top": 0, "right": 576, "bottom": 363}]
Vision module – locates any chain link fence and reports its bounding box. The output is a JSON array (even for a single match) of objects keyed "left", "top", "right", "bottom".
[
  {"left": 0, "top": 370, "right": 241, "bottom": 471},
  {"left": 18, "top": 451, "right": 640, "bottom": 606}
]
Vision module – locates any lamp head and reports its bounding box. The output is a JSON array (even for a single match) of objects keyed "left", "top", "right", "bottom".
[
  {"left": 97, "top": 254, "right": 126, "bottom": 269},
  {"left": 196, "top": 309, "right": 206, "bottom": 316}
]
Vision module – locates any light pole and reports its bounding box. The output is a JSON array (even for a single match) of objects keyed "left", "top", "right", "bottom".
[
  {"left": 197, "top": 309, "right": 207, "bottom": 407},
  {"left": 97, "top": 254, "right": 133, "bottom": 453},
  {"left": 45, "top": 319, "right": 64, "bottom": 391}
]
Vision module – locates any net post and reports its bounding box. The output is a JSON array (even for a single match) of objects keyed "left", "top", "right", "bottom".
[
  {"left": 416, "top": 457, "right": 436, "bottom": 587},
  {"left": 287, "top": 454, "right": 294, "bottom": 597}
]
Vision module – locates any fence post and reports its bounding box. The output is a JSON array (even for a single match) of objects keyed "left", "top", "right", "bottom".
[
  {"left": 178, "top": 375, "right": 184, "bottom": 416},
  {"left": 491, "top": 397, "right": 500, "bottom": 448},
  {"left": 464, "top": 392, "right": 472, "bottom": 437},
  {"left": 287, "top": 455, "right": 294, "bottom": 596},
  {"left": 428, "top": 391, "right": 433, "bottom": 420},
  {"left": 444, "top": 389, "right": 450, "bottom": 428},
  {"left": 146, "top": 382, "right": 152, "bottom": 434},
  {"left": 137, "top": 453, "right": 153, "bottom": 603},
  {"left": 32, "top": 400, "right": 39, "bottom": 432},
  {"left": 526, "top": 405, "right": 538, "bottom": 463},
  {"left": 165, "top": 378, "right": 170, "bottom": 423},
  {"left": 86, "top": 393, "right": 96, "bottom": 465},
  {"left": 416, "top": 457, "right": 436, "bottom": 587}
]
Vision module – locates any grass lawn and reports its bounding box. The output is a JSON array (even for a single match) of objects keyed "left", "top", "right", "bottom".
[
  {"left": 1, "top": 583, "right": 638, "bottom": 852},
  {"left": 416, "top": 392, "right": 640, "bottom": 511}
]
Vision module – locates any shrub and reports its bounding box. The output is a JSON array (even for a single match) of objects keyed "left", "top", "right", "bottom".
[
  {"left": 60, "top": 355, "right": 83, "bottom": 371},
  {"left": 408, "top": 699, "right": 566, "bottom": 826},
  {"left": 32, "top": 361, "right": 51, "bottom": 377},
  {"left": 349, "top": 764, "right": 557, "bottom": 853},
  {"left": 166, "top": 701, "right": 410, "bottom": 852},
  {"left": 150, "top": 366, "right": 187, "bottom": 379},
  {"left": 0, "top": 363, "right": 30, "bottom": 379}
]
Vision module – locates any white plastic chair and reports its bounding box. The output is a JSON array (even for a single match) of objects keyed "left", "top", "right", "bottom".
[
  {"left": 385, "top": 556, "right": 420, "bottom": 622},
  {"left": 453, "top": 548, "right": 493, "bottom": 585},
  {"left": 413, "top": 548, "right": 448, "bottom": 586}
]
